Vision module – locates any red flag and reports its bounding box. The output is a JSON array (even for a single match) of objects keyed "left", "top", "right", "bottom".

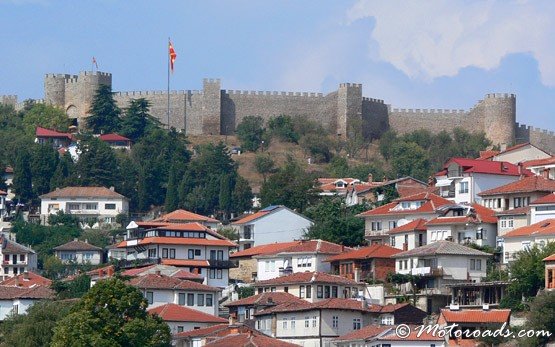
[
  {"left": 92, "top": 56, "right": 98, "bottom": 69},
  {"left": 169, "top": 40, "right": 177, "bottom": 73}
]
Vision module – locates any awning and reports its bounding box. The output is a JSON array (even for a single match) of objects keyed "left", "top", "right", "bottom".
[{"left": 435, "top": 179, "right": 453, "bottom": 187}]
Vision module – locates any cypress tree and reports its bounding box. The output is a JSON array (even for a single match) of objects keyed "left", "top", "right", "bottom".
[
  {"left": 86, "top": 84, "right": 121, "bottom": 134},
  {"left": 164, "top": 163, "right": 179, "bottom": 212},
  {"left": 12, "top": 150, "right": 33, "bottom": 203}
]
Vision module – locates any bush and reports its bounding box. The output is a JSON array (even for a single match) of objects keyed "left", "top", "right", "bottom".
[{"left": 236, "top": 116, "right": 266, "bottom": 152}]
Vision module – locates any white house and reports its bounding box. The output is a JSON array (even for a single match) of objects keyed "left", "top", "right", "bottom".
[
  {"left": 502, "top": 218, "right": 555, "bottom": 264},
  {"left": 40, "top": 186, "right": 129, "bottom": 228},
  {"left": 0, "top": 285, "right": 54, "bottom": 321},
  {"left": 254, "top": 239, "right": 346, "bottom": 281},
  {"left": 523, "top": 156, "right": 555, "bottom": 180},
  {"left": 1, "top": 166, "right": 14, "bottom": 201},
  {"left": 334, "top": 324, "right": 445, "bottom": 347},
  {"left": 53, "top": 239, "right": 104, "bottom": 265},
  {"left": 0, "top": 190, "right": 6, "bottom": 221},
  {"left": 316, "top": 177, "right": 361, "bottom": 197},
  {"left": 148, "top": 209, "right": 221, "bottom": 229},
  {"left": 530, "top": 193, "right": 555, "bottom": 224},
  {"left": 232, "top": 205, "right": 313, "bottom": 251},
  {"left": 484, "top": 142, "right": 551, "bottom": 164},
  {"left": 114, "top": 222, "right": 236, "bottom": 287},
  {"left": 435, "top": 157, "right": 526, "bottom": 204},
  {"left": 148, "top": 303, "right": 227, "bottom": 334},
  {"left": 0, "top": 236, "right": 37, "bottom": 280}
]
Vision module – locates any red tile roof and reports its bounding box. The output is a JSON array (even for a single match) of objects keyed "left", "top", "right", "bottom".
[
  {"left": 128, "top": 274, "right": 219, "bottom": 291},
  {"left": 232, "top": 210, "right": 271, "bottom": 224},
  {"left": 439, "top": 309, "right": 511, "bottom": 324},
  {"left": 394, "top": 241, "right": 492, "bottom": 258},
  {"left": 387, "top": 219, "right": 427, "bottom": 234},
  {"left": 225, "top": 292, "right": 304, "bottom": 307},
  {"left": 230, "top": 242, "right": 300, "bottom": 258},
  {"left": 426, "top": 204, "right": 496, "bottom": 226},
  {"left": 476, "top": 150, "right": 499, "bottom": 160},
  {"left": 0, "top": 272, "right": 52, "bottom": 288},
  {"left": 120, "top": 264, "right": 203, "bottom": 280},
  {"left": 35, "top": 126, "right": 75, "bottom": 141},
  {"left": 503, "top": 219, "right": 555, "bottom": 238},
  {"left": 495, "top": 205, "right": 531, "bottom": 216},
  {"left": 523, "top": 156, "right": 555, "bottom": 168},
  {"left": 98, "top": 133, "right": 131, "bottom": 142},
  {"left": 153, "top": 209, "right": 219, "bottom": 223},
  {"left": 325, "top": 244, "right": 402, "bottom": 262},
  {"left": 116, "top": 236, "right": 236, "bottom": 248},
  {"left": 0, "top": 285, "right": 54, "bottom": 299},
  {"left": 160, "top": 259, "right": 210, "bottom": 267},
  {"left": 148, "top": 304, "right": 227, "bottom": 323},
  {"left": 379, "top": 326, "right": 445, "bottom": 341},
  {"left": 479, "top": 176, "right": 555, "bottom": 196},
  {"left": 4, "top": 166, "right": 13, "bottom": 174},
  {"left": 253, "top": 271, "right": 360, "bottom": 287},
  {"left": 175, "top": 323, "right": 229, "bottom": 338},
  {"left": 40, "top": 186, "right": 126, "bottom": 199},
  {"left": 53, "top": 240, "right": 103, "bottom": 252},
  {"left": 204, "top": 333, "right": 299, "bottom": 347},
  {"left": 357, "top": 192, "right": 452, "bottom": 217},
  {"left": 266, "top": 239, "right": 347, "bottom": 255},
  {"left": 531, "top": 193, "right": 555, "bottom": 205},
  {"left": 0, "top": 190, "right": 6, "bottom": 195},
  {"left": 439, "top": 157, "right": 529, "bottom": 176},
  {"left": 543, "top": 253, "right": 555, "bottom": 262},
  {"left": 471, "top": 203, "right": 498, "bottom": 223},
  {"left": 334, "top": 325, "right": 391, "bottom": 341}
]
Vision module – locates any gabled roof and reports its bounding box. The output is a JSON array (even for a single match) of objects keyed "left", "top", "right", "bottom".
[
  {"left": 325, "top": 244, "right": 402, "bottom": 262},
  {"left": 53, "top": 240, "right": 103, "bottom": 252},
  {"left": 476, "top": 150, "right": 499, "bottom": 160},
  {"left": 317, "top": 177, "right": 360, "bottom": 192},
  {"left": 225, "top": 292, "right": 304, "bottom": 307},
  {"left": 0, "top": 272, "right": 52, "bottom": 288},
  {"left": 523, "top": 156, "right": 555, "bottom": 168},
  {"left": 232, "top": 205, "right": 310, "bottom": 225},
  {"left": 35, "top": 127, "right": 75, "bottom": 141},
  {"left": 357, "top": 192, "right": 452, "bottom": 217},
  {"left": 439, "top": 308, "right": 511, "bottom": 324},
  {"left": 393, "top": 241, "right": 492, "bottom": 258},
  {"left": 478, "top": 176, "right": 555, "bottom": 196},
  {"left": 387, "top": 219, "right": 427, "bottom": 234},
  {"left": 1, "top": 237, "right": 35, "bottom": 254},
  {"left": 204, "top": 332, "right": 299, "bottom": 347},
  {"left": 495, "top": 205, "right": 531, "bottom": 217},
  {"left": 128, "top": 273, "right": 219, "bottom": 292},
  {"left": 503, "top": 218, "right": 555, "bottom": 238},
  {"left": 230, "top": 242, "right": 300, "bottom": 259},
  {"left": 334, "top": 325, "right": 391, "bottom": 341},
  {"left": 116, "top": 236, "right": 236, "bottom": 248},
  {"left": 255, "top": 239, "right": 347, "bottom": 257},
  {"left": 426, "top": 204, "right": 496, "bottom": 225},
  {"left": 543, "top": 253, "right": 555, "bottom": 262},
  {"left": 98, "top": 133, "right": 131, "bottom": 142},
  {"left": 438, "top": 157, "right": 529, "bottom": 176},
  {"left": 0, "top": 285, "right": 54, "bottom": 300},
  {"left": 153, "top": 209, "right": 219, "bottom": 224},
  {"left": 254, "top": 299, "right": 417, "bottom": 316},
  {"left": 531, "top": 193, "right": 555, "bottom": 205},
  {"left": 120, "top": 264, "right": 203, "bottom": 281},
  {"left": 253, "top": 271, "right": 360, "bottom": 287},
  {"left": 175, "top": 323, "right": 230, "bottom": 338},
  {"left": 40, "top": 186, "right": 126, "bottom": 199},
  {"left": 148, "top": 303, "right": 227, "bottom": 323}
]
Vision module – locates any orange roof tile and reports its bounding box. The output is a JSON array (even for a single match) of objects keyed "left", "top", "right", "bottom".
[
  {"left": 503, "top": 219, "right": 555, "bottom": 238},
  {"left": 379, "top": 326, "right": 445, "bottom": 341},
  {"left": 325, "top": 244, "right": 402, "bottom": 262},
  {"left": 479, "top": 176, "right": 555, "bottom": 196},
  {"left": 160, "top": 259, "right": 210, "bottom": 267},
  {"left": 40, "top": 186, "right": 126, "bottom": 199},
  {"left": 232, "top": 210, "right": 271, "bottom": 224},
  {"left": 441, "top": 157, "right": 529, "bottom": 176},
  {"left": 531, "top": 193, "right": 555, "bottom": 205},
  {"left": 270, "top": 239, "right": 347, "bottom": 255},
  {"left": 204, "top": 333, "right": 299, "bottom": 347},
  {"left": 230, "top": 242, "right": 300, "bottom": 258},
  {"left": 357, "top": 192, "right": 452, "bottom": 217},
  {"left": 387, "top": 219, "right": 427, "bottom": 234},
  {"left": 129, "top": 274, "right": 219, "bottom": 291},
  {"left": 117, "top": 237, "right": 236, "bottom": 248},
  {"left": 543, "top": 253, "right": 555, "bottom": 261},
  {"left": 523, "top": 156, "right": 555, "bottom": 168},
  {"left": 0, "top": 285, "right": 55, "bottom": 300},
  {"left": 0, "top": 190, "right": 7, "bottom": 195},
  {"left": 175, "top": 323, "right": 229, "bottom": 338},
  {"left": 334, "top": 325, "right": 391, "bottom": 341},
  {"left": 476, "top": 150, "right": 499, "bottom": 160},
  {"left": 439, "top": 309, "right": 511, "bottom": 324},
  {"left": 98, "top": 133, "right": 131, "bottom": 142},
  {"left": 495, "top": 205, "right": 531, "bottom": 216},
  {"left": 148, "top": 303, "right": 227, "bottom": 323},
  {"left": 35, "top": 126, "right": 75, "bottom": 141},
  {"left": 253, "top": 271, "right": 360, "bottom": 287},
  {"left": 0, "top": 271, "right": 52, "bottom": 288},
  {"left": 153, "top": 209, "right": 219, "bottom": 223},
  {"left": 225, "top": 292, "right": 304, "bottom": 307}
]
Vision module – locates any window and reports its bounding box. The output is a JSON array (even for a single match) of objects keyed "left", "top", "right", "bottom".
[
  {"left": 19, "top": 255, "right": 25, "bottom": 262},
  {"left": 306, "top": 285, "right": 312, "bottom": 299},
  {"left": 283, "top": 318, "right": 288, "bottom": 329},
  {"left": 177, "top": 326, "right": 184, "bottom": 333},
  {"left": 324, "top": 286, "right": 330, "bottom": 299},
  {"left": 331, "top": 286, "right": 338, "bottom": 298},
  {"left": 470, "top": 259, "right": 476, "bottom": 270},
  {"left": 209, "top": 269, "right": 216, "bottom": 279},
  {"left": 210, "top": 250, "right": 216, "bottom": 260},
  {"left": 514, "top": 197, "right": 522, "bottom": 208},
  {"left": 187, "top": 293, "right": 195, "bottom": 306},
  {"left": 300, "top": 285, "right": 305, "bottom": 298},
  {"left": 284, "top": 286, "right": 289, "bottom": 293},
  {"left": 105, "top": 203, "right": 116, "bottom": 210},
  {"left": 401, "top": 201, "right": 410, "bottom": 209},
  {"left": 476, "top": 228, "right": 483, "bottom": 240},
  {"left": 390, "top": 236, "right": 396, "bottom": 247},
  {"left": 195, "top": 249, "right": 201, "bottom": 256},
  {"left": 197, "top": 294, "right": 204, "bottom": 306},
  {"left": 270, "top": 287, "right": 276, "bottom": 292},
  {"left": 163, "top": 248, "right": 169, "bottom": 259},
  {"left": 476, "top": 259, "right": 482, "bottom": 270},
  {"left": 169, "top": 249, "right": 175, "bottom": 259},
  {"left": 500, "top": 219, "right": 507, "bottom": 228},
  {"left": 381, "top": 315, "right": 394, "bottom": 325},
  {"left": 291, "top": 317, "right": 296, "bottom": 329},
  {"left": 68, "top": 203, "right": 80, "bottom": 210},
  {"left": 371, "top": 221, "right": 382, "bottom": 231},
  {"left": 305, "top": 316, "right": 310, "bottom": 328},
  {"left": 332, "top": 316, "right": 339, "bottom": 328},
  {"left": 217, "top": 250, "right": 224, "bottom": 260},
  {"left": 404, "top": 234, "right": 408, "bottom": 245},
  {"left": 459, "top": 182, "right": 469, "bottom": 194},
  {"left": 418, "top": 233, "right": 424, "bottom": 247},
  {"left": 388, "top": 221, "right": 397, "bottom": 229},
  {"left": 178, "top": 293, "right": 186, "bottom": 305},
  {"left": 217, "top": 269, "right": 223, "bottom": 279},
  {"left": 312, "top": 316, "right": 317, "bottom": 327},
  {"left": 431, "top": 231, "right": 437, "bottom": 241},
  {"left": 206, "top": 294, "right": 213, "bottom": 306},
  {"left": 146, "top": 291, "right": 153, "bottom": 305},
  {"left": 188, "top": 249, "right": 194, "bottom": 259},
  {"left": 353, "top": 318, "right": 361, "bottom": 330},
  {"left": 508, "top": 219, "right": 514, "bottom": 228},
  {"left": 84, "top": 252, "right": 93, "bottom": 260},
  {"left": 317, "top": 285, "right": 323, "bottom": 298},
  {"left": 84, "top": 203, "right": 97, "bottom": 210}
]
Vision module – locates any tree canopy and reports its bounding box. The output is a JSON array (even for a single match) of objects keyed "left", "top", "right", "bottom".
[
  {"left": 86, "top": 84, "right": 121, "bottom": 134},
  {"left": 236, "top": 115, "right": 266, "bottom": 152}
]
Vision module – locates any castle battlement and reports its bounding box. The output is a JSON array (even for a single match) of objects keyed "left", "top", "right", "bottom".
[
  {"left": 203, "top": 78, "right": 221, "bottom": 83},
  {"left": 45, "top": 73, "right": 75, "bottom": 79},
  {"left": 81, "top": 71, "right": 112, "bottom": 77},
  {"left": 224, "top": 90, "right": 325, "bottom": 97},
  {"left": 485, "top": 93, "right": 516, "bottom": 99},
  {"left": 113, "top": 90, "right": 200, "bottom": 97},
  {"left": 362, "top": 97, "right": 384, "bottom": 104},
  {"left": 390, "top": 108, "right": 467, "bottom": 115},
  {"left": 339, "top": 83, "right": 362, "bottom": 88}
]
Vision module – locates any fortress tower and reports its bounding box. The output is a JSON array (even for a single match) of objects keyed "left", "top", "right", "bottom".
[
  {"left": 481, "top": 93, "right": 516, "bottom": 146},
  {"left": 337, "top": 83, "right": 362, "bottom": 138}
]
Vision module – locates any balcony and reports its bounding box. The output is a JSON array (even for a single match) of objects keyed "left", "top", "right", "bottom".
[
  {"left": 208, "top": 259, "right": 237, "bottom": 269},
  {"left": 366, "top": 230, "right": 387, "bottom": 237},
  {"left": 411, "top": 266, "right": 443, "bottom": 277}
]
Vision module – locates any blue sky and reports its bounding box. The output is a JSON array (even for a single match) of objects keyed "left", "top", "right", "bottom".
[{"left": 1, "top": 0, "right": 554, "bottom": 130}]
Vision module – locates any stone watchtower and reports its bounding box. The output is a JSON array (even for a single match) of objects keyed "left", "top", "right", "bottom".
[
  {"left": 337, "top": 83, "right": 363, "bottom": 138},
  {"left": 202, "top": 78, "right": 221, "bottom": 135},
  {"left": 44, "top": 71, "right": 112, "bottom": 126},
  {"left": 481, "top": 93, "right": 516, "bottom": 146}
]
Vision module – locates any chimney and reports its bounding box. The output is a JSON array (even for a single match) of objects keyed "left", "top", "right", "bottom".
[
  {"left": 403, "top": 243, "right": 408, "bottom": 251},
  {"left": 361, "top": 298, "right": 368, "bottom": 309},
  {"left": 84, "top": 239, "right": 88, "bottom": 244},
  {"left": 74, "top": 238, "right": 78, "bottom": 242},
  {"left": 23, "top": 271, "right": 29, "bottom": 280},
  {"left": 155, "top": 270, "right": 161, "bottom": 276},
  {"left": 229, "top": 313, "right": 237, "bottom": 325},
  {"left": 107, "top": 266, "right": 114, "bottom": 277},
  {"left": 367, "top": 173, "right": 373, "bottom": 183},
  {"left": 109, "top": 186, "right": 115, "bottom": 191},
  {"left": 15, "top": 275, "right": 20, "bottom": 287},
  {"left": 500, "top": 143, "right": 507, "bottom": 152}
]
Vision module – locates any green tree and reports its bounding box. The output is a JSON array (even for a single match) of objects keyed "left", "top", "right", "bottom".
[
  {"left": 0, "top": 300, "right": 75, "bottom": 347},
  {"left": 12, "top": 149, "right": 33, "bottom": 203},
  {"left": 164, "top": 163, "right": 180, "bottom": 213},
  {"left": 48, "top": 211, "right": 80, "bottom": 227},
  {"left": 21, "top": 103, "right": 69, "bottom": 136},
  {"left": 524, "top": 290, "right": 555, "bottom": 346},
  {"left": 327, "top": 156, "right": 350, "bottom": 177},
  {"left": 300, "top": 133, "right": 333, "bottom": 163},
  {"left": 378, "top": 130, "right": 397, "bottom": 160},
  {"left": 237, "top": 286, "right": 255, "bottom": 299},
  {"left": 254, "top": 153, "right": 275, "bottom": 183},
  {"left": 219, "top": 174, "right": 233, "bottom": 221},
  {"left": 232, "top": 175, "right": 254, "bottom": 214},
  {"left": 51, "top": 274, "right": 92, "bottom": 299},
  {"left": 389, "top": 141, "right": 431, "bottom": 181},
  {"left": 50, "top": 152, "right": 74, "bottom": 190},
  {"left": 30, "top": 143, "right": 59, "bottom": 197},
  {"left": 51, "top": 278, "right": 171, "bottom": 347},
  {"left": 115, "top": 153, "right": 139, "bottom": 211},
  {"left": 86, "top": 84, "right": 121, "bottom": 134},
  {"left": 267, "top": 115, "right": 299, "bottom": 143},
  {"left": 236, "top": 116, "right": 265, "bottom": 152},
  {"left": 120, "top": 98, "right": 160, "bottom": 141},
  {"left": 73, "top": 136, "right": 120, "bottom": 187}
]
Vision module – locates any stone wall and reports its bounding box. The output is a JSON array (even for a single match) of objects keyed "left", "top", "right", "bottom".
[
  {"left": 516, "top": 123, "right": 555, "bottom": 154},
  {"left": 362, "top": 97, "right": 389, "bottom": 140},
  {"left": 229, "top": 258, "right": 257, "bottom": 283},
  {"left": 0, "top": 95, "right": 17, "bottom": 107}
]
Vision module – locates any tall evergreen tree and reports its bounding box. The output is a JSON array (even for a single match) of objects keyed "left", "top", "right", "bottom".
[
  {"left": 86, "top": 84, "right": 121, "bottom": 134},
  {"left": 120, "top": 98, "right": 160, "bottom": 141},
  {"left": 30, "top": 144, "right": 59, "bottom": 196},
  {"left": 0, "top": 164, "right": 7, "bottom": 191},
  {"left": 218, "top": 174, "right": 233, "bottom": 221},
  {"left": 73, "top": 137, "right": 120, "bottom": 187},
  {"left": 164, "top": 161, "right": 181, "bottom": 212},
  {"left": 137, "top": 166, "right": 149, "bottom": 212},
  {"left": 232, "top": 175, "right": 253, "bottom": 214},
  {"left": 49, "top": 152, "right": 74, "bottom": 190},
  {"left": 12, "top": 149, "right": 33, "bottom": 203}
]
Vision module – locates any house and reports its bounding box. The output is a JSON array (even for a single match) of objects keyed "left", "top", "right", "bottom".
[
  {"left": 435, "top": 157, "right": 528, "bottom": 204},
  {"left": 35, "top": 126, "right": 76, "bottom": 149},
  {"left": 254, "top": 239, "right": 347, "bottom": 281},
  {"left": 425, "top": 203, "right": 498, "bottom": 248},
  {"left": 346, "top": 176, "right": 431, "bottom": 206},
  {"left": 39, "top": 186, "right": 129, "bottom": 228},
  {"left": 225, "top": 292, "right": 305, "bottom": 324},
  {"left": 447, "top": 281, "right": 508, "bottom": 308},
  {"left": 0, "top": 190, "right": 6, "bottom": 221},
  {"left": 148, "top": 209, "right": 221, "bottom": 229},
  {"left": 502, "top": 219, "right": 555, "bottom": 264},
  {"left": 316, "top": 177, "right": 362, "bottom": 196},
  {"left": 325, "top": 244, "right": 402, "bottom": 282},
  {"left": 1, "top": 166, "right": 14, "bottom": 201},
  {"left": 530, "top": 193, "right": 555, "bottom": 224},
  {"left": 53, "top": 239, "right": 104, "bottom": 265},
  {"left": 114, "top": 222, "right": 236, "bottom": 287},
  {"left": 387, "top": 219, "right": 428, "bottom": 251},
  {"left": 230, "top": 242, "right": 300, "bottom": 283},
  {"left": 231, "top": 205, "right": 313, "bottom": 251},
  {"left": 478, "top": 143, "right": 551, "bottom": 164},
  {"left": 98, "top": 133, "right": 132, "bottom": 150},
  {"left": 148, "top": 303, "right": 227, "bottom": 334},
  {"left": 523, "top": 156, "right": 555, "bottom": 180},
  {"left": 334, "top": 324, "right": 445, "bottom": 347},
  {"left": 0, "top": 285, "right": 54, "bottom": 320},
  {"left": 438, "top": 307, "right": 511, "bottom": 346},
  {"left": 129, "top": 272, "right": 221, "bottom": 316},
  {"left": 0, "top": 271, "right": 52, "bottom": 288},
  {"left": 253, "top": 298, "right": 426, "bottom": 347},
  {"left": 544, "top": 253, "right": 555, "bottom": 290},
  {"left": 0, "top": 236, "right": 38, "bottom": 280},
  {"left": 121, "top": 264, "right": 204, "bottom": 282},
  {"left": 496, "top": 206, "right": 531, "bottom": 238},
  {"left": 253, "top": 271, "right": 365, "bottom": 303},
  {"left": 357, "top": 192, "right": 453, "bottom": 245}
]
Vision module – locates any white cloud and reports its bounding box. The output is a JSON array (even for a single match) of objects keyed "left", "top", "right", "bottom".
[{"left": 347, "top": 0, "right": 555, "bottom": 86}]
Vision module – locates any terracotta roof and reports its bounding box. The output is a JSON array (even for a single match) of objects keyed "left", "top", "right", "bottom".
[
  {"left": 116, "top": 237, "right": 236, "bottom": 248},
  {"left": 0, "top": 190, "right": 6, "bottom": 195},
  {"left": 523, "top": 156, "right": 555, "bottom": 168},
  {"left": 334, "top": 324, "right": 391, "bottom": 341},
  {"left": 439, "top": 157, "right": 529, "bottom": 176},
  {"left": 35, "top": 127, "right": 75, "bottom": 141},
  {"left": 531, "top": 193, "right": 555, "bottom": 205},
  {"left": 175, "top": 323, "right": 230, "bottom": 338},
  {"left": 387, "top": 219, "right": 427, "bottom": 234},
  {"left": 225, "top": 292, "right": 304, "bottom": 307},
  {"left": 128, "top": 274, "right": 219, "bottom": 291},
  {"left": 253, "top": 271, "right": 360, "bottom": 287},
  {"left": 150, "top": 223, "right": 228, "bottom": 241},
  {"left": 479, "top": 176, "right": 555, "bottom": 196},
  {"left": 232, "top": 205, "right": 289, "bottom": 225},
  {"left": 325, "top": 244, "right": 402, "bottom": 262},
  {"left": 230, "top": 242, "right": 299, "bottom": 258},
  {"left": 160, "top": 259, "right": 210, "bottom": 267},
  {"left": 0, "top": 285, "right": 54, "bottom": 300},
  {"left": 471, "top": 203, "right": 498, "bottom": 223},
  {"left": 98, "top": 133, "right": 131, "bottom": 142},
  {"left": 120, "top": 264, "right": 203, "bottom": 280},
  {"left": 394, "top": 241, "right": 492, "bottom": 258},
  {"left": 53, "top": 240, "right": 103, "bottom": 252},
  {"left": 544, "top": 253, "right": 555, "bottom": 261},
  {"left": 204, "top": 333, "right": 299, "bottom": 347},
  {"left": 439, "top": 309, "right": 511, "bottom": 324},
  {"left": 379, "top": 326, "right": 445, "bottom": 342},
  {"left": 4, "top": 166, "right": 13, "bottom": 174},
  {"left": 40, "top": 186, "right": 126, "bottom": 199},
  {"left": 153, "top": 209, "right": 219, "bottom": 223},
  {"left": 495, "top": 206, "right": 531, "bottom": 216},
  {"left": 476, "top": 150, "right": 499, "bottom": 160},
  {"left": 148, "top": 304, "right": 227, "bottom": 323},
  {"left": 256, "top": 239, "right": 347, "bottom": 256},
  {"left": 0, "top": 272, "right": 52, "bottom": 288},
  {"left": 503, "top": 218, "right": 555, "bottom": 238},
  {"left": 1, "top": 237, "right": 35, "bottom": 254},
  {"left": 357, "top": 192, "right": 452, "bottom": 217}
]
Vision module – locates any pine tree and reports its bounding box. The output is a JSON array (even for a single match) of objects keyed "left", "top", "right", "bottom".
[
  {"left": 232, "top": 175, "right": 253, "bottom": 214},
  {"left": 218, "top": 174, "right": 232, "bottom": 221},
  {"left": 137, "top": 166, "right": 149, "bottom": 212},
  {"left": 50, "top": 152, "right": 74, "bottom": 190},
  {"left": 73, "top": 137, "right": 120, "bottom": 187},
  {"left": 164, "top": 162, "right": 180, "bottom": 212},
  {"left": 12, "top": 150, "right": 33, "bottom": 203},
  {"left": 120, "top": 98, "right": 160, "bottom": 141},
  {"left": 86, "top": 84, "right": 121, "bottom": 134},
  {"left": 30, "top": 144, "right": 59, "bottom": 196}
]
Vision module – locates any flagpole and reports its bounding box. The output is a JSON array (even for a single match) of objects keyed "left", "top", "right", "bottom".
[{"left": 167, "top": 38, "right": 171, "bottom": 130}]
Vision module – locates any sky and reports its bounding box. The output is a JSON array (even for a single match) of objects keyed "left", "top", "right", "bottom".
[{"left": 1, "top": 0, "right": 554, "bottom": 130}]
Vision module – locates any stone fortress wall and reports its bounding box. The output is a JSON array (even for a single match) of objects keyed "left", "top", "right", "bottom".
[{"left": 2, "top": 70, "right": 555, "bottom": 153}]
